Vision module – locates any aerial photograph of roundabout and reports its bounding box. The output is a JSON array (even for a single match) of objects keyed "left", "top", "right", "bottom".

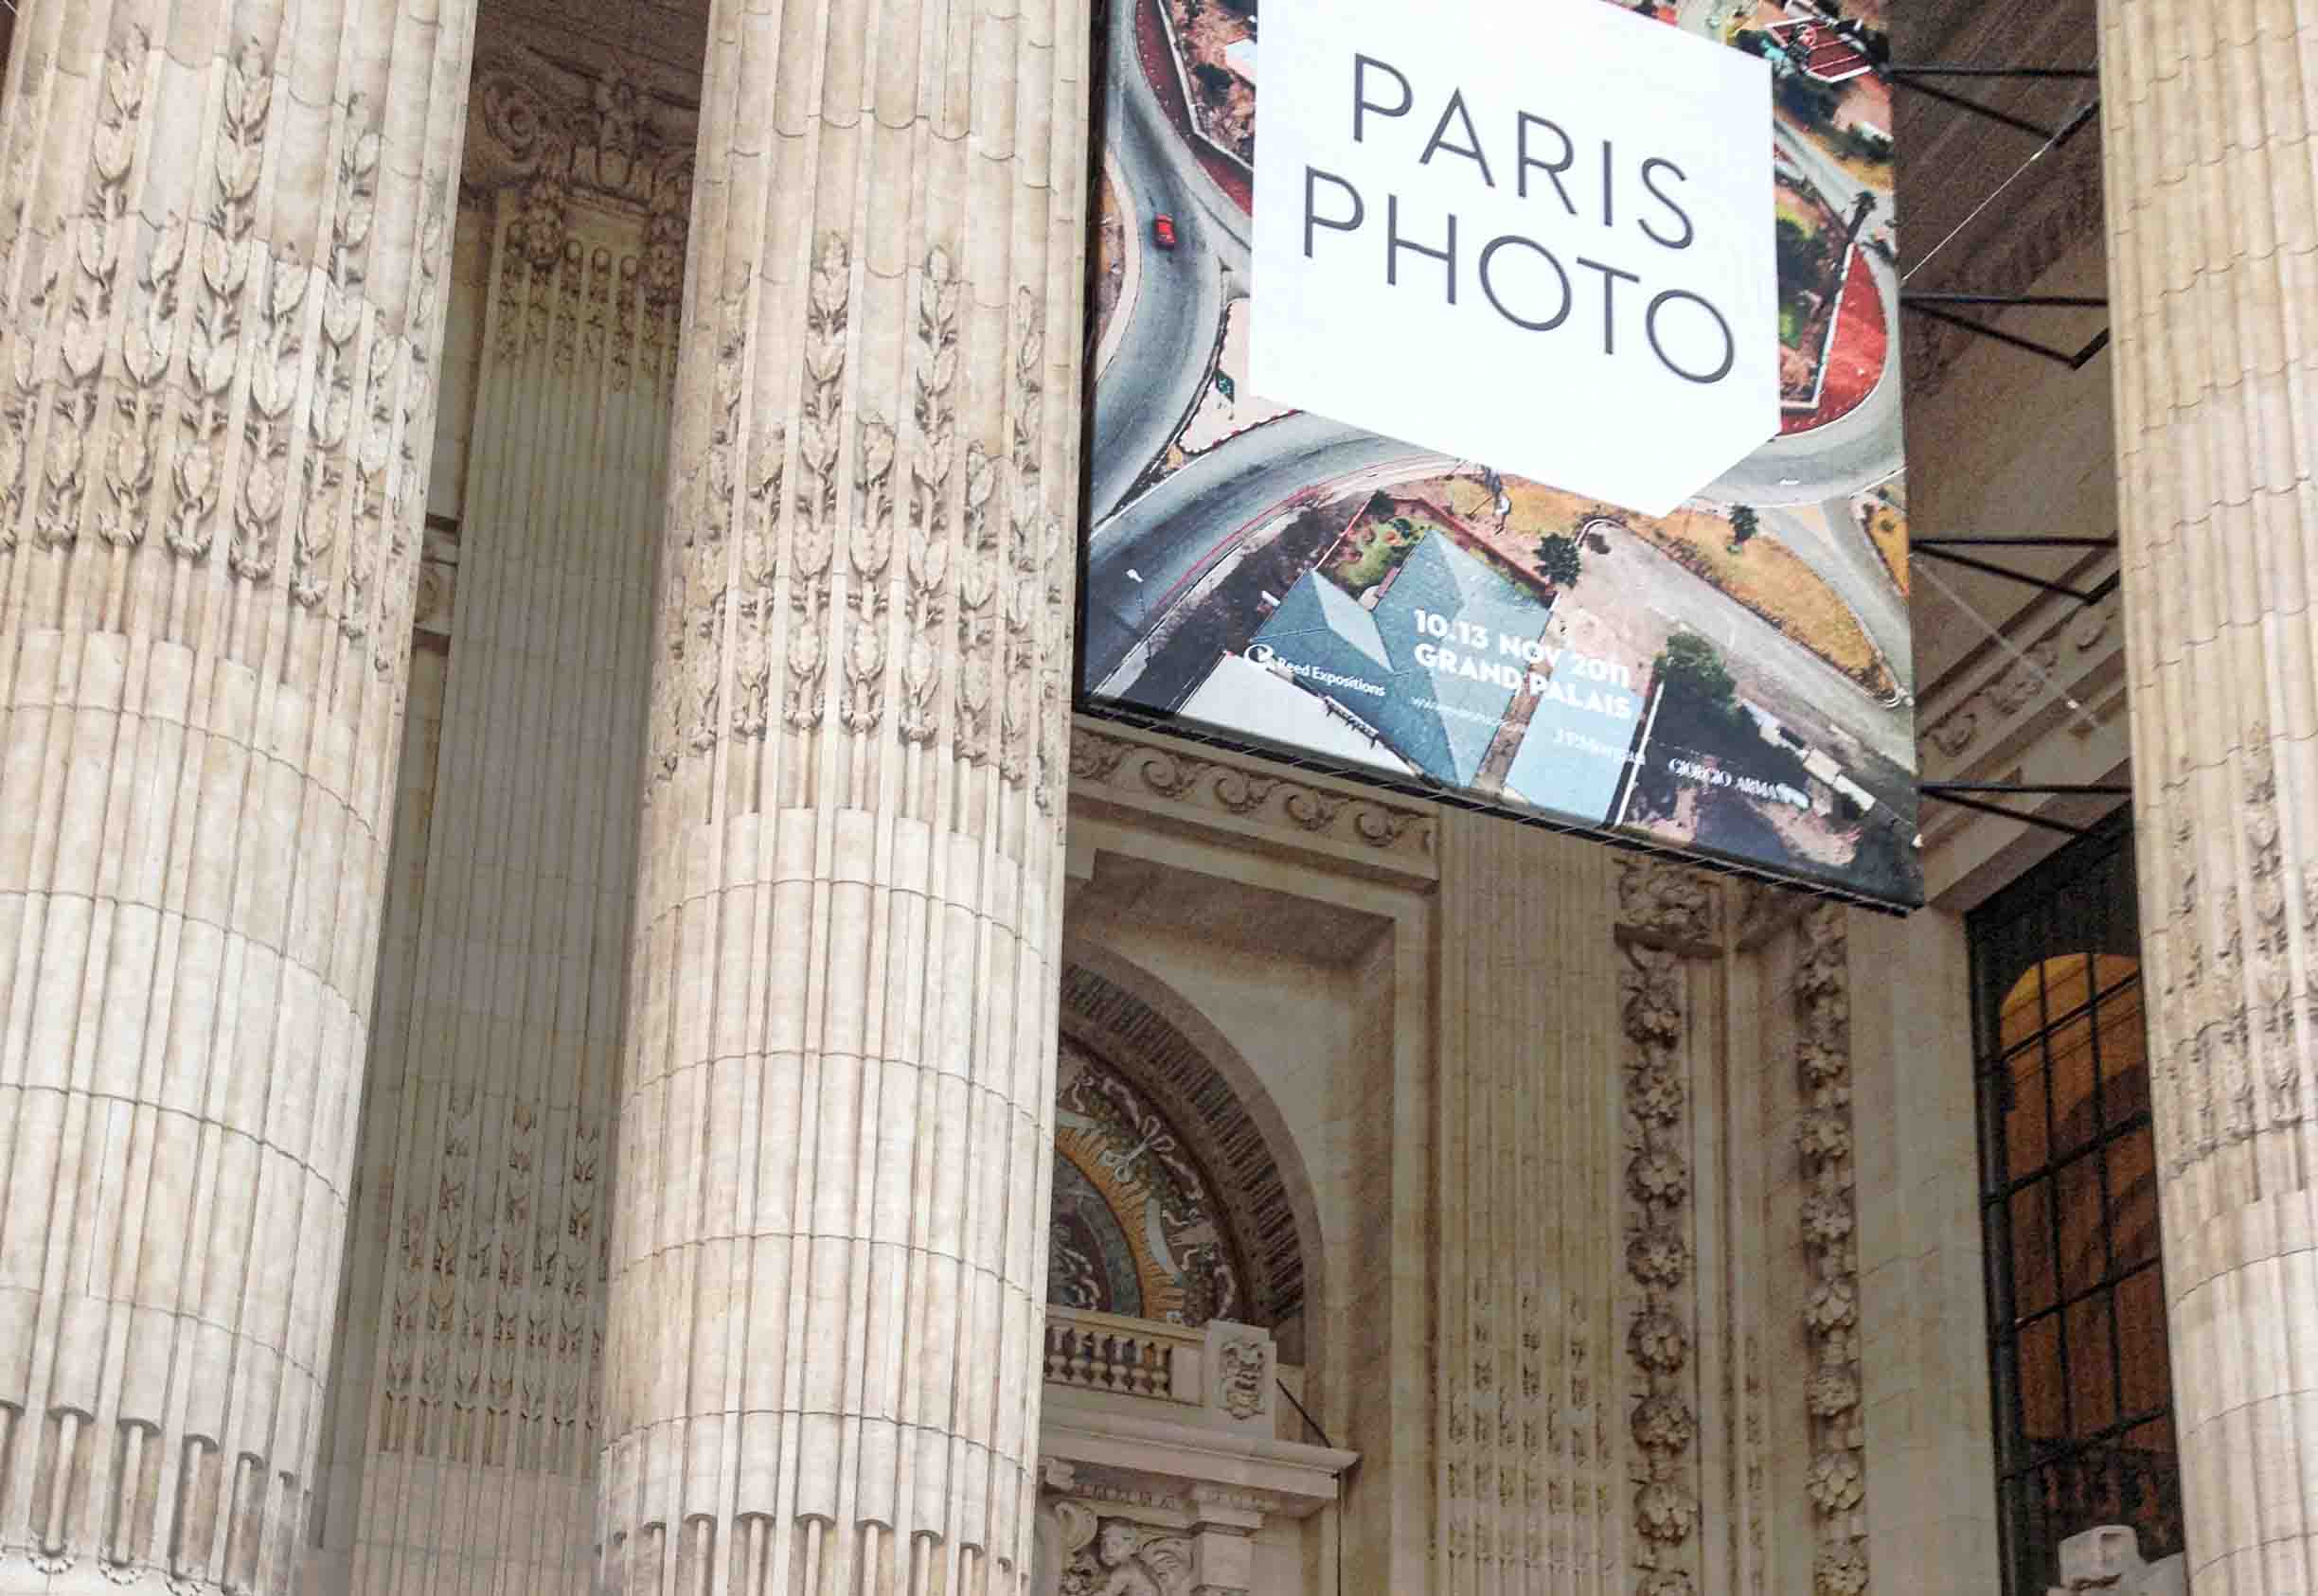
[{"left": 1082, "top": 0, "right": 1921, "bottom": 904}]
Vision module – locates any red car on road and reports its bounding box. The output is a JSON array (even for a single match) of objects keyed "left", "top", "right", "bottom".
[{"left": 1151, "top": 213, "right": 1178, "bottom": 250}]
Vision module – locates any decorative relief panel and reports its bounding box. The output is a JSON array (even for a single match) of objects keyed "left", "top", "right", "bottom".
[
  {"left": 1052, "top": 1509, "right": 1196, "bottom": 1596},
  {"left": 1920, "top": 590, "right": 2119, "bottom": 768},
  {"left": 1434, "top": 820, "right": 1624, "bottom": 1589},
  {"left": 1795, "top": 905, "right": 1870, "bottom": 1596},
  {"left": 1623, "top": 938, "right": 1703, "bottom": 1596}
]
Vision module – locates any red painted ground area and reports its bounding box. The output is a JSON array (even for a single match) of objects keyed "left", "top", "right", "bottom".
[
  {"left": 1135, "top": 0, "right": 1194, "bottom": 140},
  {"left": 1781, "top": 246, "right": 1887, "bottom": 434},
  {"left": 1782, "top": 20, "right": 1871, "bottom": 79},
  {"left": 1133, "top": 0, "right": 1255, "bottom": 216},
  {"left": 1196, "top": 144, "right": 1255, "bottom": 213}
]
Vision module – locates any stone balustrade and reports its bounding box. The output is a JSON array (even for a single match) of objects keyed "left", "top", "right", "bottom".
[
  {"left": 1042, "top": 1311, "right": 1289, "bottom": 1435},
  {"left": 1043, "top": 1308, "right": 1202, "bottom": 1403}
]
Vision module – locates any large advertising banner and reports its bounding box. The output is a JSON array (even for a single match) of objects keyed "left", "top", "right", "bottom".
[{"left": 1083, "top": 0, "right": 1920, "bottom": 906}]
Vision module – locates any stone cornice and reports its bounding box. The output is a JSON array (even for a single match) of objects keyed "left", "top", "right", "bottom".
[
  {"left": 1069, "top": 719, "right": 1438, "bottom": 879},
  {"left": 1917, "top": 584, "right": 2123, "bottom": 778},
  {"left": 1040, "top": 1407, "right": 1355, "bottom": 1518}
]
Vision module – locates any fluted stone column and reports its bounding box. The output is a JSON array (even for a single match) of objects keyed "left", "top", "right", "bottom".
[
  {"left": 2100, "top": 0, "right": 2318, "bottom": 1588},
  {"left": 0, "top": 0, "right": 473, "bottom": 1588},
  {"left": 596, "top": 0, "right": 1086, "bottom": 1588},
  {"left": 1434, "top": 817, "right": 1625, "bottom": 1595}
]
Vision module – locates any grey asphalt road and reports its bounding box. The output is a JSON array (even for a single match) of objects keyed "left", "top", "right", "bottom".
[
  {"left": 1766, "top": 498, "right": 1913, "bottom": 691},
  {"left": 1607, "top": 528, "right": 1916, "bottom": 772},
  {"left": 1087, "top": 10, "right": 1251, "bottom": 523},
  {"left": 1701, "top": 130, "right": 1904, "bottom": 509},
  {"left": 1082, "top": 412, "right": 1450, "bottom": 683}
]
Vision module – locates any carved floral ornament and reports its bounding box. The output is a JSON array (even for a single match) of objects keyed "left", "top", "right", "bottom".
[
  {"left": 1620, "top": 913, "right": 1703, "bottom": 1596},
  {"left": 462, "top": 44, "right": 693, "bottom": 297},
  {"left": 1616, "top": 856, "right": 1722, "bottom": 944},
  {"left": 1794, "top": 904, "right": 1871, "bottom": 1596},
  {"left": 2150, "top": 726, "right": 2318, "bottom": 1173}
]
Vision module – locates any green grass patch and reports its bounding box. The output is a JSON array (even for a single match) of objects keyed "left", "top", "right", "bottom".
[{"left": 1329, "top": 517, "right": 1434, "bottom": 594}]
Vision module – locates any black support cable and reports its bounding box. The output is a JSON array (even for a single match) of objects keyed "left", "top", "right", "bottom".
[{"left": 1923, "top": 790, "right": 2096, "bottom": 837}]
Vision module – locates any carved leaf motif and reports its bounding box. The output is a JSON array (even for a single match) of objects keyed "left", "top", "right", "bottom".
[
  {"left": 852, "top": 414, "right": 895, "bottom": 593},
  {"left": 842, "top": 617, "right": 884, "bottom": 734},
  {"left": 785, "top": 598, "right": 827, "bottom": 731}
]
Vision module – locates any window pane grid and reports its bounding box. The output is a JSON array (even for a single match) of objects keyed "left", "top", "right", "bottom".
[{"left": 1968, "top": 810, "right": 2178, "bottom": 1594}]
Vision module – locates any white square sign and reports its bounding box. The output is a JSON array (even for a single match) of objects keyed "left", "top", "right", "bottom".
[{"left": 1251, "top": 0, "right": 1779, "bottom": 518}]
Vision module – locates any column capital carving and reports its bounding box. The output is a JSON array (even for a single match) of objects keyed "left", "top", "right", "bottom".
[{"left": 460, "top": 39, "right": 693, "bottom": 298}]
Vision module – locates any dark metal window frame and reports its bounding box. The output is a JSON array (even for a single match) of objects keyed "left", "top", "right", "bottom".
[{"left": 1967, "top": 807, "right": 2179, "bottom": 1593}]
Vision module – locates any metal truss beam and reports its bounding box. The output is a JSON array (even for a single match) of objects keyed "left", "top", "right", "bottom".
[
  {"left": 1887, "top": 73, "right": 2101, "bottom": 145},
  {"left": 1883, "top": 64, "right": 2099, "bottom": 80},
  {"left": 1912, "top": 537, "right": 2120, "bottom": 607},
  {"left": 1900, "top": 298, "right": 2112, "bottom": 372},
  {"left": 1917, "top": 782, "right": 2132, "bottom": 839}
]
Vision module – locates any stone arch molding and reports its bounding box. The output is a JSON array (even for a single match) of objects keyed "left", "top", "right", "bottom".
[
  {"left": 460, "top": 39, "right": 695, "bottom": 297},
  {"left": 1057, "top": 949, "right": 1323, "bottom": 1335}
]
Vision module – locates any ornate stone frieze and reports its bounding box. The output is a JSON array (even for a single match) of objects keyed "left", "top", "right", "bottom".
[
  {"left": 1623, "top": 942, "right": 1703, "bottom": 1596},
  {"left": 1068, "top": 725, "right": 1437, "bottom": 873},
  {"left": 1795, "top": 905, "right": 1869, "bottom": 1596},
  {"left": 1920, "top": 590, "right": 2119, "bottom": 766}
]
